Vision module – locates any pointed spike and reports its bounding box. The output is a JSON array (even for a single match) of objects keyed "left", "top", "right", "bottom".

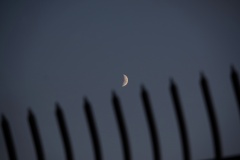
[
  {"left": 169, "top": 78, "right": 174, "bottom": 84},
  {"left": 28, "top": 109, "right": 34, "bottom": 121},
  {"left": 231, "top": 65, "right": 237, "bottom": 76},
  {"left": 141, "top": 85, "right": 146, "bottom": 91},
  {"left": 141, "top": 84, "right": 147, "bottom": 96},
  {"left": 231, "top": 65, "right": 235, "bottom": 72},
  {"left": 1, "top": 114, "right": 18, "bottom": 160},
  {"left": 112, "top": 92, "right": 119, "bottom": 104},
  {"left": 170, "top": 78, "right": 177, "bottom": 90},
  {"left": 141, "top": 84, "right": 161, "bottom": 160},
  {"left": 1, "top": 114, "right": 6, "bottom": 123},
  {"left": 112, "top": 91, "right": 117, "bottom": 99},
  {"left": 84, "top": 97, "right": 88, "bottom": 104},
  {"left": 200, "top": 71, "right": 205, "bottom": 79},
  {"left": 55, "top": 102, "right": 61, "bottom": 112},
  {"left": 84, "top": 97, "right": 91, "bottom": 109},
  {"left": 170, "top": 79, "right": 174, "bottom": 85},
  {"left": 200, "top": 72, "right": 207, "bottom": 84},
  {"left": 55, "top": 102, "right": 60, "bottom": 107},
  {"left": 28, "top": 108, "right": 33, "bottom": 116}
]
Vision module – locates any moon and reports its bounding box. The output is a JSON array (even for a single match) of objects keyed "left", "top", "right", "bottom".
[{"left": 122, "top": 74, "right": 128, "bottom": 87}]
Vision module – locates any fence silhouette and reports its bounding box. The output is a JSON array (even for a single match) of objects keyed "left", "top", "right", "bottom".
[{"left": 1, "top": 66, "right": 240, "bottom": 160}]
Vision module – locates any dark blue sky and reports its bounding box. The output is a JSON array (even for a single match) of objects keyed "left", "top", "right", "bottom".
[{"left": 1, "top": 1, "right": 240, "bottom": 160}]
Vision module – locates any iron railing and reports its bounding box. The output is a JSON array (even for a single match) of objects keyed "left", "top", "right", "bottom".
[{"left": 1, "top": 66, "right": 240, "bottom": 160}]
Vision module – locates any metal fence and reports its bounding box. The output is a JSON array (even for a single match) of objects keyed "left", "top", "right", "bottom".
[{"left": 1, "top": 66, "right": 240, "bottom": 160}]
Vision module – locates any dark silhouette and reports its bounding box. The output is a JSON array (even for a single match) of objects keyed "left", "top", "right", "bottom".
[
  {"left": 2, "top": 66, "right": 240, "bottom": 160},
  {"left": 200, "top": 73, "right": 222, "bottom": 159},
  {"left": 231, "top": 66, "right": 240, "bottom": 115},
  {"left": 170, "top": 80, "right": 191, "bottom": 160},
  {"left": 141, "top": 86, "right": 161, "bottom": 160},
  {"left": 112, "top": 92, "right": 132, "bottom": 160},
  {"left": 28, "top": 110, "right": 45, "bottom": 160},
  {"left": 56, "top": 104, "right": 74, "bottom": 160},
  {"left": 1, "top": 115, "right": 17, "bottom": 160},
  {"left": 84, "top": 98, "right": 103, "bottom": 160}
]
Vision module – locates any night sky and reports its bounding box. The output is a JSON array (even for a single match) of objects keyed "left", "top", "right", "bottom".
[{"left": 1, "top": 1, "right": 240, "bottom": 160}]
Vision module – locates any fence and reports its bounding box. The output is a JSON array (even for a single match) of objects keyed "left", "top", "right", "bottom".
[{"left": 1, "top": 66, "right": 240, "bottom": 160}]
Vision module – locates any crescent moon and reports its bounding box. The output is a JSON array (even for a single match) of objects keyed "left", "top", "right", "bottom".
[{"left": 122, "top": 74, "right": 128, "bottom": 87}]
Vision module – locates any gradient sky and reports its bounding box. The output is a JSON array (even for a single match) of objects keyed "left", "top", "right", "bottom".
[{"left": 1, "top": 1, "right": 240, "bottom": 160}]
